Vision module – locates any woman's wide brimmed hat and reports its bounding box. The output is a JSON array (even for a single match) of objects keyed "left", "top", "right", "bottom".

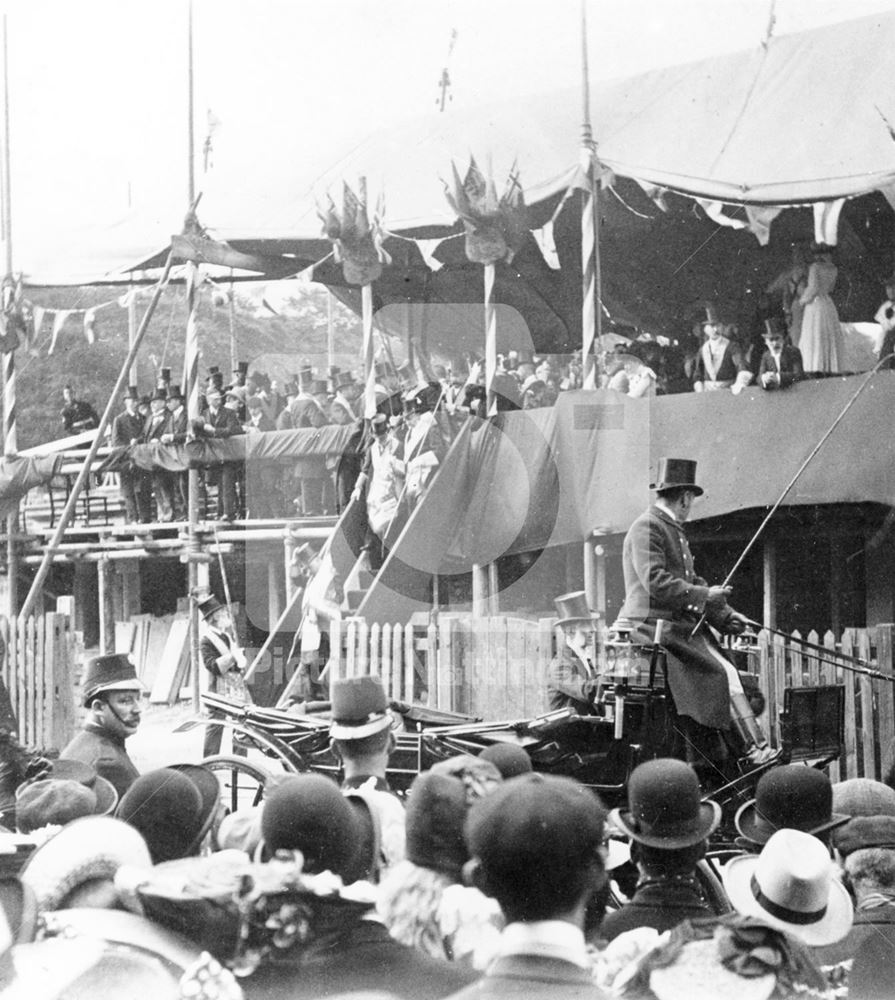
[
  {"left": 650, "top": 457, "right": 703, "bottom": 496},
  {"left": 723, "top": 828, "right": 853, "bottom": 946},
  {"left": 610, "top": 758, "right": 721, "bottom": 849}
]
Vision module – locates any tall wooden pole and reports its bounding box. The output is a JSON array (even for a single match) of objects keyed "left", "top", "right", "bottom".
[
  {"left": 185, "top": 0, "right": 202, "bottom": 712},
  {"left": 1, "top": 16, "right": 17, "bottom": 621},
  {"left": 580, "top": 0, "right": 602, "bottom": 390},
  {"left": 484, "top": 263, "right": 497, "bottom": 416}
]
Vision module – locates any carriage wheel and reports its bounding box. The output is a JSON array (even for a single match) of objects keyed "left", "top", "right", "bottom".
[{"left": 204, "top": 754, "right": 274, "bottom": 813}]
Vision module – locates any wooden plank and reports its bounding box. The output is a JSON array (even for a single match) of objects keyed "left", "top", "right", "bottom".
[
  {"left": 56, "top": 615, "right": 76, "bottom": 752},
  {"left": 771, "top": 635, "right": 787, "bottom": 751},
  {"left": 346, "top": 619, "right": 358, "bottom": 679},
  {"left": 505, "top": 618, "right": 525, "bottom": 719},
  {"left": 369, "top": 622, "right": 381, "bottom": 680},
  {"left": 453, "top": 617, "right": 470, "bottom": 715},
  {"left": 426, "top": 620, "right": 438, "bottom": 708},
  {"left": 23, "top": 617, "right": 35, "bottom": 747},
  {"left": 392, "top": 624, "right": 404, "bottom": 703},
  {"left": 357, "top": 619, "right": 369, "bottom": 677},
  {"left": 35, "top": 615, "right": 47, "bottom": 751},
  {"left": 859, "top": 670, "right": 876, "bottom": 778},
  {"left": 115, "top": 621, "right": 137, "bottom": 657},
  {"left": 437, "top": 617, "right": 453, "bottom": 712},
  {"left": 841, "top": 630, "right": 858, "bottom": 779},
  {"left": 381, "top": 623, "right": 393, "bottom": 700},
  {"left": 149, "top": 617, "right": 190, "bottom": 704},
  {"left": 403, "top": 623, "right": 414, "bottom": 703},
  {"left": 805, "top": 630, "right": 821, "bottom": 688},
  {"left": 876, "top": 624, "right": 895, "bottom": 783}
]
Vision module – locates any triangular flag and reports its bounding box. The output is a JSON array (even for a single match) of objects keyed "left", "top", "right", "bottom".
[
  {"left": 83, "top": 308, "right": 97, "bottom": 344},
  {"left": 744, "top": 205, "right": 783, "bottom": 247},
  {"left": 48, "top": 310, "right": 72, "bottom": 355},
  {"left": 813, "top": 199, "right": 845, "bottom": 246}
]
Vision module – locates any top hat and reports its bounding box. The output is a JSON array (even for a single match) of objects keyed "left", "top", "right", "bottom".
[
  {"left": 831, "top": 777, "right": 895, "bottom": 855},
  {"left": 166, "top": 384, "right": 184, "bottom": 400},
  {"left": 334, "top": 371, "right": 356, "bottom": 391},
  {"left": 610, "top": 758, "right": 721, "bottom": 849},
  {"left": 297, "top": 366, "right": 314, "bottom": 389},
  {"left": 116, "top": 764, "right": 219, "bottom": 864},
  {"left": 329, "top": 675, "right": 392, "bottom": 741},
  {"left": 554, "top": 591, "right": 596, "bottom": 629},
  {"left": 160, "top": 368, "right": 172, "bottom": 382},
  {"left": 310, "top": 380, "right": 329, "bottom": 396},
  {"left": 395, "top": 362, "right": 417, "bottom": 391},
  {"left": 763, "top": 317, "right": 785, "bottom": 338},
  {"left": 234, "top": 361, "right": 249, "bottom": 375},
  {"left": 81, "top": 654, "right": 144, "bottom": 706},
  {"left": 371, "top": 413, "right": 388, "bottom": 436},
  {"left": 150, "top": 387, "right": 168, "bottom": 403},
  {"left": 197, "top": 596, "right": 226, "bottom": 622},
  {"left": 282, "top": 381, "right": 299, "bottom": 397},
  {"left": 734, "top": 765, "right": 848, "bottom": 847},
  {"left": 124, "top": 386, "right": 140, "bottom": 401},
  {"left": 650, "top": 458, "right": 703, "bottom": 496},
  {"left": 723, "top": 828, "right": 853, "bottom": 946},
  {"left": 703, "top": 303, "right": 720, "bottom": 327}
]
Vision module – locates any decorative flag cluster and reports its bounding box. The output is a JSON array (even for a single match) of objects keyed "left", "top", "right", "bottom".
[
  {"left": 319, "top": 181, "right": 391, "bottom": 286},
  {"left": 444, "top": 157, "right": 528, "bottom": 265}
]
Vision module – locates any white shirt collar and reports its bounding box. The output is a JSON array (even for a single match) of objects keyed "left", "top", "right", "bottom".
[{"left": 496, "top": 920, "right": 589, "bottom": 969}]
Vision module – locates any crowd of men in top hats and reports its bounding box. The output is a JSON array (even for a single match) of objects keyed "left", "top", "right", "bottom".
[{"left": 0, "top": 659, "right": 893, "bottom": 997}]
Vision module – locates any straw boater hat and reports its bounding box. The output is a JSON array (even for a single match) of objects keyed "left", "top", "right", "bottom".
[
  {"left": 81, "top": 654, "right": 144, "bottom": 706},
  {"left": 610, "top": 758, "right": 721, "bottom": 850},
  {"left": 554, "top": 591, "right": 597, "bottom": 629},
  {"left": 723, "top": 828, "right": 853, "bottom": 947},
  {"left": 650, "top": 458, "right": 703, "bottom": 496},
  {"left": 329, "top": 676, "right": 393, "bottom": 741}
]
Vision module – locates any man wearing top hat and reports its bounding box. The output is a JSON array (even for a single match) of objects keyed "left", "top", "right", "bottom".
[
  {"left": 617, "top": 458, "right": 776, "bottom": 771},
  {"left": 198, "top": 595, "right": 247, "bottom": 757},
  {"left": 758, "top": 318, "right": 804, "bottom": 390},
  {"left": 60, "top": 654, "right": 144, "bottom": 798},
  {"left": 691, "top": 306, "right": 752, "bottom": 393},
  {"left": 547, "top": 591, "right": 601, "bottom": 716},
  {"left": 194, "top": 385, "right": 242, "bottom": 520},
  {"left": 143, "top": 388, "right": 176, "bottom": 521},
  {"left": 111, "top": 386, "right": 151, "bottom": 523},
  {"left": 160, "top": 384, "right": 189, "bottom": 519}
]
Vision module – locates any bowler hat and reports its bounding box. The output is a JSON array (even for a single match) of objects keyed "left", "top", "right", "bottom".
[
  {"left": 329, "top": 675, "right": 392, "bottom": 740},
  {"left": 81, "top": 653, "right": 143, "bottom": 706},
  {"left": 723, "top": 829, "right": 853, "bottom": 946},
  {"left": 554, "top": 590, "right": 596, "bottom": 629},
  {"left": 650, "top": 457, "right": 703, "bottom": 496},
  {"left": 465, "top": 773, "right": 606, "bottom": 877},
  {"left": 478, "top": 743, "right": 533, "bottom": 779},
  {"left": 610, "top": 758, "right": 720, "bottom": 849},
  {"left": 116, "top": 764, "right": 219, "bottom": 864},
  {"left": 831, "top": 777, "right": 895, "bottom": 855},
  {"left": 261, "top": 774, "right": 359, "bottom": 877},
  {"left": 735, "top": 765, "right": 848, "bottom": 846}
]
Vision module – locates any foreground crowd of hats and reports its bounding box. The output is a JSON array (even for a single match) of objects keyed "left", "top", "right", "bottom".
[{"left": 0, "top": 674, "right": 893, "bottom": 998}]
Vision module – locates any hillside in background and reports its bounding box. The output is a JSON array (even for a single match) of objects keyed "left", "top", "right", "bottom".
[{"left": 18, "top": 280, "right": 361, "bottom": 448}]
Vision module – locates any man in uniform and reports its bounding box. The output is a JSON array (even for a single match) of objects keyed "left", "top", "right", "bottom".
[
  {"left": 60, "top": 654, "right": 144, "bottom": 798},
  {"left": 617, "top": 457, "right": 776, "bottom": 774},
  {"left": 546, "top": 591, "right": 600, "bottom": 715}
]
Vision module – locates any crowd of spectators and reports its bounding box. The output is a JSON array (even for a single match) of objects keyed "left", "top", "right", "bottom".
[{"left": 1, "top": 668, "right": 893, "bottom": 997}]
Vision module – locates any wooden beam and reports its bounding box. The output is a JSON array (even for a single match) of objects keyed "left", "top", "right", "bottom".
[{"left": 763, "top": 537, "right": 776, "bottom": 630}]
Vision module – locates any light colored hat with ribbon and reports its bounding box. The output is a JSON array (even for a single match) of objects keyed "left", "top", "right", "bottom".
[{"left": 723, "top": 828, "right": 853, "bottom": 946}]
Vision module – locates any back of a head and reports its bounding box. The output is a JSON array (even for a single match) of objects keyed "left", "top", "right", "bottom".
[
  {"left": 261, "top": 774, "right": 359, "bottom": 877},
  {"left": 478, "top": 743, "right": 533, "bottom": 780},
  {"left": 465, "top": 773, "right": 606, "bottom": 922}
]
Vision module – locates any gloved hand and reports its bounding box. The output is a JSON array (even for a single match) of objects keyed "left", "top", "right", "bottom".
[{"left": 705, "top": 585, "right": 732, "bottom": 610}]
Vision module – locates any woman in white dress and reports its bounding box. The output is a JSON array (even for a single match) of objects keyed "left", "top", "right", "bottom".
[{"left": 798, "top": 244, "right": 844, "bottom": 374}]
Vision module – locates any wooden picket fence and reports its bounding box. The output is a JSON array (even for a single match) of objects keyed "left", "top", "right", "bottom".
[
  {"left": 752, "top": 626, "right": 895, "bottom": 783},
  {"left": 0, "top": 613, "right": 77, "bottom": 752},
  {"left": 330, "top": 613, "right": 557, "bottom": 719},
  {"left": 331, "top": 615, "right": 895, "bottom": 780}
]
